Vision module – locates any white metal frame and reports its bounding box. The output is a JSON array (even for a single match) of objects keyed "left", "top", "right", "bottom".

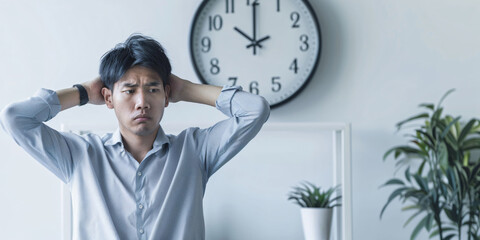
[{"left": 60, "top": 122, "right": 352, "bottom": 240}]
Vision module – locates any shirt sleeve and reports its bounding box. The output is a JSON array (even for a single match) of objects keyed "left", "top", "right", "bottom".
[
  {"left": 198, "top": 86, "right": 270, "bottom": 179},
  {"left": 0, "top": 88, "right": 87, "bottom": 184}
]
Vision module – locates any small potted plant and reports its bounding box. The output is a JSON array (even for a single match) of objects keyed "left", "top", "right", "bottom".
[{"left": 288, "top": 181, "right": 342, "bottom": 240}]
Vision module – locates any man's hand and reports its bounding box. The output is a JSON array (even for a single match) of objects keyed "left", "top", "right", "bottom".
[
  {"left": 168, "top": 74, "right": 187, "bottom": 103},
  {"left": 83, "top": 77, "right": 105, "bottom": 105}
]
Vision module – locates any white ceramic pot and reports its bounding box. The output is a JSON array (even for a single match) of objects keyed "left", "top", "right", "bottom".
[{"left": 300, "top": 208, "right": 333, "bottom": 240}]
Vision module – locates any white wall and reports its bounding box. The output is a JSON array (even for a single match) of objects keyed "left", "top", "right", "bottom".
[{"left": 0, "top": 0, "right": 479, "bottom": 239}]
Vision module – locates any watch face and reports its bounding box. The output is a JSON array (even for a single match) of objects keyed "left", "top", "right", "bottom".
[{"left": 190, "top": 0, "right": 321, "bottom": 108}]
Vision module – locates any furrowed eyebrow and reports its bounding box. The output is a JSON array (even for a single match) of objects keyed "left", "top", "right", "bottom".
[
  {"left": 145, "top": 81, "right": 161, "bottom": 87},
  {"left": 122, "top": 83, "right": 138, "bottom": 88},
  {"left": 121, "top": 81, "right": 161, "bottom": 88}
]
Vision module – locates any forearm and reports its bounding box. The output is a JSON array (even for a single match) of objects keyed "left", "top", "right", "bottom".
[
  {"left": 56, "top": 77, "right": 104, "bottom": 111},
  {"left": 56, "top": 87, "right": 81, "bottom": 111},
  {"left": 177, "top": 81, "right": 222, "bottom": 107}
]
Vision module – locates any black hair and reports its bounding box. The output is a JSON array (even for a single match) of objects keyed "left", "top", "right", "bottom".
[{"left": 99, "top": 34, "right": 172, "bottom": 90}]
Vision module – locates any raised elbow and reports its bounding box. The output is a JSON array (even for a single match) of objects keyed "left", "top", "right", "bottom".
[
  {"left": 0, "top": 103, "right": 19, "bottom": 132},
  {"left": 257, "top": 96, "right": 270, "bottom": 123}
]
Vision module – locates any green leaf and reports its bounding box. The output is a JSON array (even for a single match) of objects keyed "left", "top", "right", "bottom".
[
  {"left": 471, "top": 121, "right": 480, "bottom": 132},
  {"left": 384, "top": 146, "right": 424, "bottom": 161},
  {"left": 429, "top": 227, "right": 457, "bottom": 238},
  {"left": 458, "top": 119, "right": 477, "bottom": 143},
  {"left": 417, "top": 160, "right": 427, "bottom": 176},
  {"left": 440, "top": 116, "right": 461, "bottom": 140},
  {"left": 405, "top": 167, "right": 412, "bottom": 182},
  {"left": 443, "top": 234, "right": 456, "bottom": 240},
  {"left": 410, "top": 214, "right": 428, "bottom": 240},
  {"left": 418, "top": 103, "right": 435, "bottom": 111},
  {"left": 396, "top": 113, "right": 430, "bottom": 130},
  {"left": 425, "top": 213, "right": 433, "bottom": 231},
  {"left": 446, "top": 167, "right": 457, "bottom": 193},
  {"left": 438, "top": 142, "right": 449, "bottom": 171},
  {"left": 416, "top": 130, "right": 435, "bottom": 149},
  {"left": 432, "top": 107, "right": 444, "bottom": 124},
  {"left": 469, "top": 162, "right": 480, "bottom": 182},
  {"left": 444, "top": 133, "right": 459, "bottom": 152},
  {"left": 403, "top": 210, "right": 424, "bottom": 227},
  {"left": 444, "top": 208, "right": 456, "bottom": 222},
  {"left": 462, "top": 152, "right": 469, "bottom": 166},
  {"left": 288, "top": 196, "right": 306, "bottom": 207},
  {"left": 401, "top": 205, "right": 420, "bottom": 211},
  {"left": 413, "top": 174, "right": 428, "bottom": 192},
  {"left": 462, "top": 138, "right": 480, "bottom": 151},
  {"left": 436, "top": 88, "right": 455, "bottom": 109},
  {"left": 454, "top": 118, "right": 461, "bottom": 139},
  {"left": 380, "top": 187, "right": 408, "bottom": 218},
  {"left": 403, "top": 189, "right": 427, "bottom": 199},
  {"left": 382, "top": 178, "right": 405, "bottom": 187},
  {"left": 445, "top": 115, "right": 457, "bottom": 138}
]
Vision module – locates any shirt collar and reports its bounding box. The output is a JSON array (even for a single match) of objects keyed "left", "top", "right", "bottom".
[{"left": 104, "top": 125, "right": 170, "bottom": 149}]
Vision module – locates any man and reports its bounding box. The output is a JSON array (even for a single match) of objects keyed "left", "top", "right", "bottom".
[{"left": 0, "top": 34, "right": 270, "bottom": 239}]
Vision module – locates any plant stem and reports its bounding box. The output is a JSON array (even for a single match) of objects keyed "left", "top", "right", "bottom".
[
  {"left": 458, "top": 205, "right": 462, "bottom": 240},
  {"left": 434, "top": 213, "right": 444, "bottom": 239},
  {"left": 432, "top": 150, "right": 444, "bottom": 239},
  {"left": 468, "top": 191, "right": 473, "bottom": 240}
]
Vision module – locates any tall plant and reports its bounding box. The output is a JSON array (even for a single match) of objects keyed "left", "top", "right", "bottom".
[{"left": 380, "top": 89, "right": 480, "bottom": 240}]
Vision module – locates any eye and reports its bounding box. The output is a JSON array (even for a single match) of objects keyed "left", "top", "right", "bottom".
[
  {"left": 123, "top": 89, "right": 134, "bottom": 94},
  {"left": 149, "top": 88, "right": 160, "bottom": 93}
]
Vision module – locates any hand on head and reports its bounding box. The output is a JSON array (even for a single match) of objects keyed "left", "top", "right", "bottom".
[{"left": 83, "top": 77, "right": 106, "bottom": 105}]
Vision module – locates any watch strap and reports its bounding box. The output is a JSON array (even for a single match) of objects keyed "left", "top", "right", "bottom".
[{"left": 72, "top": 84, "right": 89, "bottom": 106}]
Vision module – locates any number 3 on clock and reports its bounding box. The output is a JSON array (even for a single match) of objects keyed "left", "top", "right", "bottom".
[{"left": 190, "top": 0, "right": 321, "bottom": 108}]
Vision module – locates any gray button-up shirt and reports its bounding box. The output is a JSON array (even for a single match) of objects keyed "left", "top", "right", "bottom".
[{"left": 0, "top": 86, "right": 270, "bottom": 240}]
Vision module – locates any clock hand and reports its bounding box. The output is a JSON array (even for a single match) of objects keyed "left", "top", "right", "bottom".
[
  {"left": 234, "top": 27, "right": 258, "bottom": 45},
  {"left": 251, "top": 1, "right": 259, "bottom": 55},
  {"left": 234, "top": 27, "right": 265, "bottom": 48},
  {"left": 246, "top": 35, "right": 270, "bottom": 49},
  {"left": 252, "top": 1, "right": 258, "bottom": 41},
  {"left": 256, "top": 35, "right": 270, "bottom": 45}
]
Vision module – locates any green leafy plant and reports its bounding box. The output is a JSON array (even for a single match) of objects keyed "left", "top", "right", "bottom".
[
  {"left": 288, "top": 181, "right": 342, "bottom": 208},
  {"left": 380, "top": 89, "right": 480, "bottom": 240}
]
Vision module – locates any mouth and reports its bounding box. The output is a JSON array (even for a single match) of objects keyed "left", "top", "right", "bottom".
[{"left": 134, "top": 114, "right": 151, "bottom": 122}]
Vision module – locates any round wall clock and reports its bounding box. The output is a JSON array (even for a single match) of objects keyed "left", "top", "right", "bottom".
[{"left": 190, "top": 0, "right": 321, "bottom": 108}]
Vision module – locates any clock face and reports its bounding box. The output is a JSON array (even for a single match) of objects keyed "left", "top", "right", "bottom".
[{"left": 190, "top": 0, "right": 321, "bottom": 108}]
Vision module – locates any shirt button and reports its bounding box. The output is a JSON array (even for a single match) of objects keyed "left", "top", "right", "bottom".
[
  {"left": 139, "top": 228, "right": 144, "bottom": 234},
  {"left": 139, "top": 204, "right": 144, "bottom": 209},
  {"left": 137, "top": 171, "right": 142, "bottom": 176}
]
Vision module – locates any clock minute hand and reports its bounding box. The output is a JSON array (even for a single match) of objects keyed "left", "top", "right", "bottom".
[
  {"left": 252, "top": 1, "right": 258, "bottom": 41},
  {"left": 251, "top": 1, "right": 259, "bottom": 55}
]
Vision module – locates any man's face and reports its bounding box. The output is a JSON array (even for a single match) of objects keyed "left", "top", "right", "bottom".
[{"left": 102, "top": 65, "right": 169, "bottom": 138}]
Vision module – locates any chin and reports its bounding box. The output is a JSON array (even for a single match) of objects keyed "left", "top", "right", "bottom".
[{"left": 133, "top": 125, "right": 158, "bottom": 137}]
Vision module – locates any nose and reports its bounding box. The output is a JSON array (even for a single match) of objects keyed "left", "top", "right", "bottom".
[{"left": 135, "top": 90, "right": 150, "bottom": 110}]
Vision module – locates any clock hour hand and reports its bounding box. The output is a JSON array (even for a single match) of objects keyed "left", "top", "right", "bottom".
[
  {"left": 246, "top": 35, "right": 270, "bottom": 49},
  {"left": 234, "top": 27, "right": 263, "bottom": 48}
]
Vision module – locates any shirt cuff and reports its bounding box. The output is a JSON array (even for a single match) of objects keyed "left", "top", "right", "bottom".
[
  {"left": 34, "top": 88, "right": 62, "bottom": 121},
  {"left": 215, "top": 85, "right": 242, "bottom": 117}
]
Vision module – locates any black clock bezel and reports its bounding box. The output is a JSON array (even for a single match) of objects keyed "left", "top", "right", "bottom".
[{"left": 189, "top": 0, "right": 321, "bottom": 109}]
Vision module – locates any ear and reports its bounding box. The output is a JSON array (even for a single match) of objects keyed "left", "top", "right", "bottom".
[
  {"left": 102, "top": 87, "right": 114, "bottom": 109},
  {"left": 164, "top": 84, "right": 170, "bottom": 108}
]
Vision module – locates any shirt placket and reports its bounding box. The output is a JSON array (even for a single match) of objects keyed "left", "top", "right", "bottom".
[{"left": 135, "top": 161, "right": 147, "bottom": 240}]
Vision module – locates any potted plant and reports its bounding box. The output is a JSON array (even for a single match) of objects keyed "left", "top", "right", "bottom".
[
  {"left": 381, "top": 89, "right": 480, "bottom": 240},
  {"left": 288, "top": 181, "right": 342, "bottom": 240}
]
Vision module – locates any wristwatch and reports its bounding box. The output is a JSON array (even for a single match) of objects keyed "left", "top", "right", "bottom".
[{"left": 72, "top": 84, "right": 89, "bottom": 106}]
